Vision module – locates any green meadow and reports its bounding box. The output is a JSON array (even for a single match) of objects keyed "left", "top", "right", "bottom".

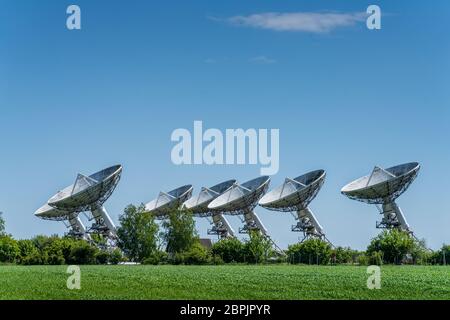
[{"left": 0, "top": 265, "right": 449, "bottom": 300}]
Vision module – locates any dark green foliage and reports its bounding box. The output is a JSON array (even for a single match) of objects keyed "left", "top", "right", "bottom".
[
  {"left": 116, "top": 204, "right": 159, "bottom": 263},
  {"left": 367, "top": 230, "right": 417, "bottom": 264},
  {"left": 162, "top": 208, "right": 198, "bottom": 255},
  {"left": 68, "top": 241, "right": 98, "bottom": 265},
  {"left": 211, "top": 237, "right": 245, "bottom": 263},
  {"left": 142, "top": 251, "right": 168, "bottom": 265},
  {"left": 368, "top": 251, "right": 383, "bottom": 266},
  {"left": 332, "top": 246, "right": 359, "bottom": 264},
  {"left": 183, "top": 242, "right": 211, "bottom": 265},
  {"left": 0, "top": 235, "right": 20, "bottom": 263},
  {"left": 16, "top": 239, "right": 41, "bottom": 265},
  {"left": 95, "top": 251, "right": 110, "bottom": 264},
  {"left": 287, "top": 238, "right": 332, "bottom": 265},
  {"left": 243, "top": 231, "right": 273, "bottom": 264},
  {"left": 430, "top": 245, "right": 450, "bottom": 265},
  {"left": 109, "top": 248, "right": 124, "bottom": 265}
]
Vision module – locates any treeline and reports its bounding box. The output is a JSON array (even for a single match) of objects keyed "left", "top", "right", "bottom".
[{"left": 0, "top": 208, "right": 448, "bottom": 266}]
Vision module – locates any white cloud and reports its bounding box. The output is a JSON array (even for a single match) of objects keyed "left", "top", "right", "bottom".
[
  {"left": 224, "top": 12, "right": 366, "bottom": 33},
  {"left": 249, "top": 56, "right": 277, "bottom": 64}
]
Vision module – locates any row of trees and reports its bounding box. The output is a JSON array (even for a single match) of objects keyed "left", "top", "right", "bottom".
[{"left": 0, "top": 208, "right": 448, "bottom": 265}]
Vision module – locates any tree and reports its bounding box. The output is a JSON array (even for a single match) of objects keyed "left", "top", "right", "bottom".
[
  {"left": 366, "top": 229, "right": 416, "bottom": 264},
  {"left": 17, "top": 239, "right": 42, "bottom": 265},
  {"left": 183, "top": 242, "right": 211, "bottom": 265},
  {"left": 68, "top": 241, "right": 98, "bottom": 265},
  {"left": 287, "top": 238, "right": 332, "bottom": 265},
  {"left": 162, "top": 208, "right": 198, "bottom": 255},
  {"left": 430, "top": 244, "right": 450, "bottom": 265},
  {"left": 0, "top": 235, "right": 20, "bottom": 263},
  {"left": 243, "top": 231, "right": 273, "bottom": 264},
  {"left": 211, "top": 237, "right": 245, "bottom": 263},
  {"left": 333, "top": 246, "right": 358, "bottom": 264},
  {"left": 117, "top": 204, "right": 159, "bottom": 262},
  {"left": 0, "top": 212, "right": 5, "bottom": 236}
]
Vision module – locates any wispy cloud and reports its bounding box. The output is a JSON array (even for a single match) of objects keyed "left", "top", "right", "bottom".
[
  {"left": 249, "top": 56, "right": 277, "bottom": 64},
  {"left": 221, "top": 12, "right": 366, "bottom": 33}
]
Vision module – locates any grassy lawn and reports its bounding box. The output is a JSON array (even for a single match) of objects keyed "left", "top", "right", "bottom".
[{"left": 0, "top": 265, "right": 449, "bottom": 300}]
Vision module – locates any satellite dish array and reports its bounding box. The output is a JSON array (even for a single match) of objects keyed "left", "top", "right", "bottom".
[{"left": 35, "top": 162, "right": 421, "bottom": 248}]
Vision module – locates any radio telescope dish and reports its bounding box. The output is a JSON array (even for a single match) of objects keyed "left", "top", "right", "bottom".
[
  {"left": 208, "top": 176, "right": 271, "bottom": 235},
  {"left": 259, "top": 170, "right": 329, "bottom": 242},
  {"left": 145, "top": 185, "right": 193, "bottom": 220},
  {"left": 44, "top": 165, "right": 122, "bottom": 240},
  {"left": 183, "top": 179, "right": 237, "bottom": 238},
  {"left": 35, "top": 204, "right": 89, "bottom": 240},
  {"left": 341, "top": 162, "right": 420, "bottom": 233}
]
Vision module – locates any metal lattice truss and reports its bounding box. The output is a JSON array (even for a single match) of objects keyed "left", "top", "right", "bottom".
[{"left": 341, "top": 162, "right": 420, "bottom": 205}]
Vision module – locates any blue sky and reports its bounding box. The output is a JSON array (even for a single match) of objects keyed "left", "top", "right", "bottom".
[{"left": 0, "top": 0, "right": 449, "bottom": 250}]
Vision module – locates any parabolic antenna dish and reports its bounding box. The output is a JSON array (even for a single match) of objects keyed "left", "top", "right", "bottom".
[
  {"left": 259, "top": 170, "right": 326, "bottom": 212},
  {"left": 183, "top": 179, "right": 236, "bottom": 217},
  {"left": 208, "top": 176, "right": 270, "bottom": 215},
  {"left": 341, "top": 162, "right": 420, "bottom": 234},
  {"left": 258, "top": 170, "right": 328, "bottom": 242},
  {"left": 35, "top": 204, "right": 71, "bottom": 221},
  {"left": 145, "top": 185, "right": 193, "bottom": 219},
  {"left": 183, "top": 179, "right": 237, "bottom": 239},
  {"left": 341, "top": 162, "right": 420, "bottom": 204},
  {"left": 48, "top": 165, "right": 122, "bottom": 212},
  {"left": 39, "top": 164, "right": 122, "bottom": 241},
  {"left": 34, "top": 203, "right": 89, "bottom": 240}
]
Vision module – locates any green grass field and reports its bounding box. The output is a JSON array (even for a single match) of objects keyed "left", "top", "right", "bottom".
[{"left": 0, "top": 265, "right": 449, "bottom": 300}]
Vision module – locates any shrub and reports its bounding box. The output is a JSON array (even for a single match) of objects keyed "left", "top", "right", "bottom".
[
  {"left": 369, "top": 251, "right": 383, "bottom": 266},
  {"left": 332, "top": 247, "right": 358, "bottom": 264},
  {"left": 95, "top": 251, "right": 110, "bottom": 264},
  {"left": 143, "top": 251, "right": 167, "bottom": 265},
  {"left": 109, "top": 248, "right": 124, "bottom": 265},
  {"left": 68, "top": 241, "right": 98, "bottom": 265},
  {"left": 17, "top": 239, "right": 41, "bottom": 265},
  {"left": 0, "top": 236, "right": 20, "bottom": 263},
  {"left": 38, "top": 237, "right": 79, "bottom": 265},
  {"left": 367, "top": 230, "right": 416, "bottom": 264},
  {"left": 430, "top": 245, "right": 450, "bottom": 265},
  {"left": 211, "top": 237, "right": 245, "bottom": 263},
  {"left": 243, "top": 231, "right": 273, "bottom": 264},
  {"left": 183, "top": 242, "right": 211, "bottom": 265},
  {"left": 287, "top": 238, "right": 332, "bottom": 265},
  {"left": 357, "top": 253, "right": 369, "bottom": 266}
]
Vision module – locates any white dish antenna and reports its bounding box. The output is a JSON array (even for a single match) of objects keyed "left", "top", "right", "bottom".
[
  {"left": 144, "top": 185, "right": 193, "bottom": 219},
  {"left": 259, "top": 170, "right": 329, "bottom": 242},
  {"left": 341, "top": 162, "right": 420, "bottom": 233},
  {"left": 35, "top": 204, "right": 89, "bottom": 240},
  {"left": 183, "top": 179, "right": 237, "bottom": 238},
  {"left": 208, "top": 176, "right": 272, "bottom": 235},
  {"left": 39, "top": 165, "right": 122, "bottom": 241}
]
